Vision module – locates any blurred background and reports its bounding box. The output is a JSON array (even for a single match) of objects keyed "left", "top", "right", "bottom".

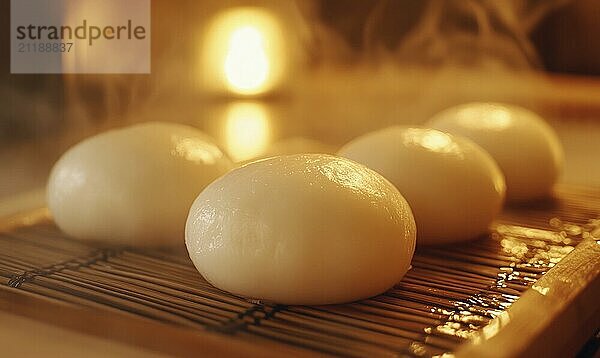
[{"left": 1, "top": 0, "right": 600, "bottom": 209}]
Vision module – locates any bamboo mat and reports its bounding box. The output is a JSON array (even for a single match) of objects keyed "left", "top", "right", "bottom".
[{"left": 1, "top": 186, "right": 599, "bottom": 357}]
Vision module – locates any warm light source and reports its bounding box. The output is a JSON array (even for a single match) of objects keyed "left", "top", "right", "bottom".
[
  {"left": 224, "top": 26, "right": 270, "bottom": 94},
  {"left": 224, "top": 102, "right": 272, "bottom": 161},
  {"left": 201, "top": 8, "right": 286, "bottom": 96}
]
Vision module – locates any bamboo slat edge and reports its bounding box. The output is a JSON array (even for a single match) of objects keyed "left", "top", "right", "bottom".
[{"left": 456, "top": 238, "right": 600, "bottom": 358}]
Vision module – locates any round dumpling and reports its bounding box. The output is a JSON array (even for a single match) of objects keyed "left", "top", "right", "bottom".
[
  {"left": 428, "top": 102, "right": 564, "bottom": 202},
  {"left": 339, "top": 127, "right": 505, "bottom": 244},
  {"left": 47, "top": 122, "right": 233, "bottom": 246},
  {"left": 185, "top": 154, "right": 416, "bottom": 305}
]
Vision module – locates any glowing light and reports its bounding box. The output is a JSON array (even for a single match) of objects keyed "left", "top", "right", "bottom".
[
  {"left": 224, "top": 102, "right": 271, "bottom": 162},
  {"left": 456, "top": 104, "right": 513, "bottom": 130},
  {"left": 532, "top": 285, "right": 550, "bottom": 296},
  {"left": 224, "top": 26, "right": 270, "bottom": 94},
  {"left": 170, "top": 136, "right": 223, "bottom": 165},
  {"left": 402, "top": 128, "right": 462, "bottom": 155},
  {"left": 201, "top": 8, "right": 286, "bottom": 96},
  {"left": 478, "top": 311, "right": 511, "bottom": 341}
]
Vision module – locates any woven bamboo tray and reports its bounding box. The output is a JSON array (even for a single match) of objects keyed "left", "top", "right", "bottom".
[{"left": 1, "top": 186, "right": 599, "bottom": 357}]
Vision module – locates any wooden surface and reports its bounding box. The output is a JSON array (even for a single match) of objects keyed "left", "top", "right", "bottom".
[
  {"left": 0, "top": 310, "right": 168, "bottom": 358},
  {"left": 0, "top": 286, "right": 309, "bottom": 358},
  {"left": 457, "top": 237, "right": 600, "bottom": 357}
]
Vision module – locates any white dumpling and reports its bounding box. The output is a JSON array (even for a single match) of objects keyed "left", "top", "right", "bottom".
[
  {"left": 339, "top": 127, "right": 505, "bottom": 244},
  {"left": 428, "top": 102, "right": 564, "bottom": 202},
  {"left": 185, "top": 154, "right": 416, "bottom": 305},
  {"left": 47, "top": 122, "right": 233, "bottom": 246}
]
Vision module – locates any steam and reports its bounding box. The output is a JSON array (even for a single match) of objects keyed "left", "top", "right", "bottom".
[
  {"left": 53, "top": 0, "right": 582, "bottom": 145},
  {"left": 282, "top": 0, "right": 582, "bottom": 145},
  {"left": 394, "top": 0, "right": 541, "bottom": 69}
]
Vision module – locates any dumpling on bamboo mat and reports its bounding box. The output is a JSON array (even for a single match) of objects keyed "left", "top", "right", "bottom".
[
  {"left": 429, "top": 102, "right": 564, "bottom": 202},
  {"left": 47, "top": 122, "right": 233, "bottom": 247},
  {"left": 185, "top": 154, "right": 416, "bottom": 305},
  {"left": 339, "top": 127, "right": 506, "bottom": 245}
]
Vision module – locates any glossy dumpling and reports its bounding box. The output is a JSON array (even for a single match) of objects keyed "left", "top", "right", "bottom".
[
  {"left": 185, "top": 154, "right": 416, "bottom": 305},
  {"left": 47, "top": 122, "right": 233, "bottom": 246},
  {"left": 339, "top": 127, "right": 506, "bottom": 244},
  {"left": 429, "top": 102, "right": 564, "bottom": 202}
]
